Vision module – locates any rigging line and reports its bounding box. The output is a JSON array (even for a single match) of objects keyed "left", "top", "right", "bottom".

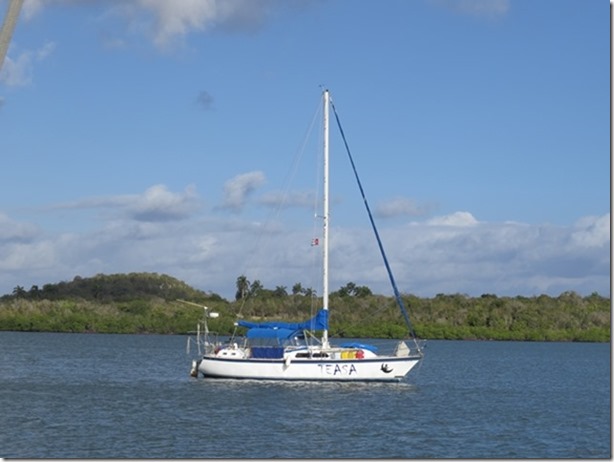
[
  {"left": 308, "top": 103, "right": 325, "bottom": 319},
  {"left": 234, "top": 97, "right": 322, "bottom": 321},
  {"left": 329, "top": 96, "right": 418, "bottom": 341},
  {"left": 299, "top": 99, "right": 327, "bottom": 322},
  {"left": 271, "top": 98, "right": 322, "bottom": 218}
]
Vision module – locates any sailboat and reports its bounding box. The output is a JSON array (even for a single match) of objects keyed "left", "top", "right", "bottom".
[{"left": 189, "top": 89, "right": 424, "bottom": 382}]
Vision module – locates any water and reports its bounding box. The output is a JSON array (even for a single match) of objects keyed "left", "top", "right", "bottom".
[{"left": 0, "top": 332, "right": 609, "bottom": 458}]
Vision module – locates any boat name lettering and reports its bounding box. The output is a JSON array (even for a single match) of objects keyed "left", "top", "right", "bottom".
[{"left": 319, "top": 363, "right": 357, "bottom": 376}]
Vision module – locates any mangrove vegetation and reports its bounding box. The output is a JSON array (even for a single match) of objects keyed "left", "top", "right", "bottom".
[{"left": 0, "top": 272, "right": 610, "bottom": 342}]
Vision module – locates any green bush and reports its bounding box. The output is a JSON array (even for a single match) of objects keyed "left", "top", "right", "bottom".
[{"left": 0, "top": 274, "right": 609, "bottom": 342}]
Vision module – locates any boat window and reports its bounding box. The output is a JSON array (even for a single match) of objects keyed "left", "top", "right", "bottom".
[{"left": 295, "top": 352, "right": 329, "bottom": 358}]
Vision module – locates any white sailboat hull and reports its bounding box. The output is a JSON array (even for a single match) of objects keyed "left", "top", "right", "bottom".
[
  {"left": 186, "top": 90, "right": 425, "bottom": 383},
  {"left": 198, "top": 354, "right": 421, "bottom": 382}
]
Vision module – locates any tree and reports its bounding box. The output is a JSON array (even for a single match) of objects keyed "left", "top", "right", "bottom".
[
  {"left": 12, "top": 286, "right": 26, "bottom": 298},
  {"left": 333, "top": 282, "right": 372, "bottom": 297},
  {"left": 344, "top": 282, "right": 357, "bottom": 296},
  {"left": 304, "top": 287, "right": 316, "bottom": 297},
  {"left": 235, "top": 275, "right": 249, "bottom": 301},
  {"left": 292, "top": 282, "right": 303, "bottom": 295},
  {"left": 250, "top": 280, "right": 263, "bottom": 297},
  {"left": 29, "top": 285, "right": 40, "bottom": 299},
  {"left": 354, "top": 285, "right": 372, "bottom": 297},
  {"left": 273, "top": 286, "right": 288, "bottom": 297}
]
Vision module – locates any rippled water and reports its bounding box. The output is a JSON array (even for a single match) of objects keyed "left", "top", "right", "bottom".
[{"left": 0, "top": 332, "right": 609, "bottom": 458}]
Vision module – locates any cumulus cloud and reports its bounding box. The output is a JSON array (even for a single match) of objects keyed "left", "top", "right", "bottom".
[
  {"left": 21, "top": 0, "right": 46, "bottom": 21},
  {"left": 0, "top": 205, "right": 609, "bottom": 300},
  {"left": 117, "top": 0, "right": 213, "bottom": 50},
  {"left": 50, "top": 184, "right": 201, "bottom": 222},
  {"left": 426, "top": 211, "right": 478, "bottom": 226},
  {"left": 14, "top": 0, "right": 311, "bottom": 52},
  {"left": 221, "top": 171, "right": 266, "bottom": 212},
  {"left": 375, "top": 197, "right": 432, "bottom": 219},
  {"left": 0, "top": 0, "right": 307, "bottom": 91},
  {"left": 128, "top": 184, "right": 200, "bottom": 221},
  {"left": 18, "top": 0, "right": 287, "bottom": 49},
  {"left": 244, "top": 211, "right": 611, "bottom": 299},
  {"left": 570, "top": 214, "right": 610, "bottom": 248},
  {"left": 258, "top": 190, "right": 315, "bottom": 209},
  {"left": 0, "top": 212, "right": 39, "bottom": 242},
  {"left": 0, "top": 40, "right": 55, "bottom": 86},
  {"left": 325, "top": 212, "right": 610, "bottom": 298},
  {"left": 127, "top": 0, "right": 291, "bottom": 49}
]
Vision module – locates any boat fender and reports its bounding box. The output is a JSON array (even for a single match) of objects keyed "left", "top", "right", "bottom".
[
  {"left": 190, "top": 360, "right": 200, "bottom": 378},
  {"left": 356, "top": 349, "right": 364, "bottom": 359},
  {"left": 284, "top": 356, "right": 292, "bottom": 367}
]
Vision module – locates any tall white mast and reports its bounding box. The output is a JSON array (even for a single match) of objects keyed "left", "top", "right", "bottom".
[{"left": 322, "top": 89, "right": 330, "bottom": 348}]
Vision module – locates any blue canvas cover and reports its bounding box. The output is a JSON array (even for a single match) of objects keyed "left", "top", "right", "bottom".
[
  {"left": 237, "top": 309, "right": 328, "bottom": 332},
  {"left": 250, "top": 346, "right": 285, "bottom": 358},
  {"left": 245, "top": 327, "right": 299, "bottom": 340},
  {"left": 244, "top": 327, "right": 301, "bottom": 359}
]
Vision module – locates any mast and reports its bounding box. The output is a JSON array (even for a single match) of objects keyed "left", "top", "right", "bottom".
[{"left": 322, "top": 89, "right": 330, "bottom": 348}]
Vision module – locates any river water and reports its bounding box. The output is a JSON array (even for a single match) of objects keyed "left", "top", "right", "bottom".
[{"left": 0, "top": 332, "right": 609, "bottom": 458}]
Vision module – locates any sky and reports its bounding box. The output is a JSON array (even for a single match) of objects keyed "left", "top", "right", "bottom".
[{"left": 0, "top": 0, "right": 610, "bottom": 301}]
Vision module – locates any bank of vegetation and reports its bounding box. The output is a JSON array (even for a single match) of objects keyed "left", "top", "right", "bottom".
[{"left": 0, "top": 273, "right": 609, "bottom": 342}]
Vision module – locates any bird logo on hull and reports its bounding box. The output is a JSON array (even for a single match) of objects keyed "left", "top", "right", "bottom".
[{"left": 381, "top": 364, "right": 393, "bottom": 373}]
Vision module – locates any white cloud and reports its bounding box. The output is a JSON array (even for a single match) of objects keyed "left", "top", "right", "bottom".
[
  {"left": 0, "top": 202, "right": 609, "bottom": 300},
  {"left": 128, "top": 184, "right": 200, "bottom": 222},
  {"left": 135, "top": 0, "right": 224, "bottom": 49},
  {"left": 0, "top": 40, "right": 55, "bottom": 86},
  {"left": 22, "top": 0, "right": 46, "bottom": 20},
  {"left": 50, "top": 184, "right": 201, "bottom": 222},
  {"left": 0, "top": 212, "right": 39, "bottom": 242},
  {"left": 0, "top": 239, "right": 56, "bottom": 272},
  {"left": 221, "top": 171, "right": 266, "bottom": 212},
  {"left": 128, "top": 0, "right": 287, "bottom": 49},
  {"left": 0, "top": 53, "right": 31, "bottom": 86},
  {"left": 403, "top": 214, "right": 609, "bottom": 296},
  {"left": 571, "top": 214, "right": 610, "bottom": 248},
  {"left": 258, "top": 190, "right": 315, "bottom": 209},
  {"left": 14, "top": 0, "right": 308, "bottom": 52},
  {"left": 0, "top": 130, "right": 609, "bottom": 295},
  {"left": 375, "top": 197, "right": 431, "bottom": 219},
  {"left": 426, "top": 211, "right": 478, "bottom": 226}
]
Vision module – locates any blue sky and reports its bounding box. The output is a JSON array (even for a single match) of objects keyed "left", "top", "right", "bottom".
[{"left": 0, "top": 0, "right": 609, "bottom": 300}]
